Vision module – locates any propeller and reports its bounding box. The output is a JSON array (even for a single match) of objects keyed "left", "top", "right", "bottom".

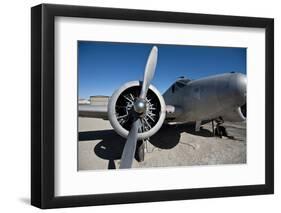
[
  {"left": 119, "top": 46, "right": 158, "bottom": 169},
  {"left": 119, "top": 119, "right": 140, "bottom": 168},
  {"left": 140, "top": 46, "right": 158, "bottom": 99}
]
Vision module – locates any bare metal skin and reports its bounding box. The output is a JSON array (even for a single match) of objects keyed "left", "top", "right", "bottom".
[
  {"left": 163, "top": 72, "right": 246, "bottom": 123},
  {"left": 78, "top": 46, "right": 246, "bottom": 168}
]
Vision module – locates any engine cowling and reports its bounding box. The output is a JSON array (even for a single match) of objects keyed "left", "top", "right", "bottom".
[
  {"left": 222, "top": 104, "right": 246, "bottom": 122},
  {"left": 240, "top": 103, "right": 246, "bottom": 118},
  {"left": 108, "top": 81, "right": 166, "bottom": 140}
]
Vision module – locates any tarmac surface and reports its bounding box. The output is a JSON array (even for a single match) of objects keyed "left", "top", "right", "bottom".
[{"left": 78, "top": 117, "right": 246, "bottom": 170}]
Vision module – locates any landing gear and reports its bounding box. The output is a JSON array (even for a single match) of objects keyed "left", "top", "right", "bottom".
[
  {"left": 215, "top": 125, "right": 228, "bottom": 138},
  {"left": 213, "top": 117, "right": 228, "bottom": 138}
]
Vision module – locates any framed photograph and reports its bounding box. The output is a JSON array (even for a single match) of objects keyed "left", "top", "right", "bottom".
[{"left": 31, "top": 4, "right": 274, "bottom": 209}]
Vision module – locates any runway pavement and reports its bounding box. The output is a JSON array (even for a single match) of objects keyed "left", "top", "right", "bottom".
[{"left": 78, "top": 117, "right": 246, "bottom": 170}]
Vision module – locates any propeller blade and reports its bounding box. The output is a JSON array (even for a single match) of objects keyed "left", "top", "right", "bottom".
[
  {"left": 139, "top": 46, "right": 158, "bottom": 99},
  {"left": 119, "top": 119, "right": 141, "bottom": 169},
  {"left": 120, "top": 46, "right": 158, "bottom": 169}
]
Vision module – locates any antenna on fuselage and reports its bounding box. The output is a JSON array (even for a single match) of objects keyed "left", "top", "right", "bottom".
[{"left": 178, "top": 76, "right": 185, "bottom": 79}]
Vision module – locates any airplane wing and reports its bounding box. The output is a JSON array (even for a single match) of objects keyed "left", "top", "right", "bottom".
[
  {"left": 78, "top": 104, "right": 108, "bottom": 120},
  {"left": 79, "top": 103, "right": 182, "bottom": 121}
]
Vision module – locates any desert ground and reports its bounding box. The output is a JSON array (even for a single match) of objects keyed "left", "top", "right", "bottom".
[{"left": 78, "top": 117, "right": 246, "bottom": 170}]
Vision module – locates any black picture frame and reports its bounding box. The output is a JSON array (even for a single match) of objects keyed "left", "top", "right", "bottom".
[{"left": 31, "top": 3, "right": 274, "bottom": 209}]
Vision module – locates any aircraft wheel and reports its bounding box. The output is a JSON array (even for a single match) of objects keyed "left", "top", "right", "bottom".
[
  {"left": 215, "top": 127, "right": 222, "bottom": 138},
  {"left": 215, "top": 126, "right": 228, "bottom": 138}
]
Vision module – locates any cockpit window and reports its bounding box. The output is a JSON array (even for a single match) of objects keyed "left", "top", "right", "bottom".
[
  {"left": 176, "top": 81, "right": 186, "bottom": 88},
  {"left": 178, "top": 79, "right": 191, "bottom": 84},
  {"left": 171, "top": 79, "right": 190, "bottom": 93},
  {"left": 176, "top": 82, "right": 186, "bottom": 88}
]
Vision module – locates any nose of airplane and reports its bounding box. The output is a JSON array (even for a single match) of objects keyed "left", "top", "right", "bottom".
[{"left": 231, "top": 73, "right": 247, "bottom": 106}]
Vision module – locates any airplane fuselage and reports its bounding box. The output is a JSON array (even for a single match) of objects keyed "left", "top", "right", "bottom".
[{"left": 163, "top": 72, "right": 247, "bottom": 123}]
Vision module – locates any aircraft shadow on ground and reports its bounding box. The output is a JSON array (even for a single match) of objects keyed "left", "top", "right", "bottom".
[
  {"left": 79, "top": 130, "right": 124, "bottom": 169},
  {"left": 78, "top": 123, "right": 214, "bottom": 169}
]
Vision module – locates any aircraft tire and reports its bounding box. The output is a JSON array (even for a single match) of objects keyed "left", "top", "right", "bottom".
[{"left": 215, "top": 126, "right": 228, "bottom": 138}]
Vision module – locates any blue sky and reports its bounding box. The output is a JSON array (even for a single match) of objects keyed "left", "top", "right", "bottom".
[{"left": 78, "top": 41, "right": 246, "bottom": 98}]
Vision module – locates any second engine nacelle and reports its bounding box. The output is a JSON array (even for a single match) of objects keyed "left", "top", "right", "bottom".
[{"left": 222, "top": 104, "right": 246, "bottom": 122}]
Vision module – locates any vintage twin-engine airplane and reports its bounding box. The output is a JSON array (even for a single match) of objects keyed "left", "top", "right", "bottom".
[{"left": 79, "top": 46, "right": 247, "bottom": 169}]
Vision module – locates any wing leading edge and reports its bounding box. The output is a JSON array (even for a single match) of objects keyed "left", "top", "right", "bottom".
[
  {"left": 78, "top": 103, "right": 181, "bottom": 122},
  {"left": 78, "top": 105, "right": 108, "bottom": 120}
]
